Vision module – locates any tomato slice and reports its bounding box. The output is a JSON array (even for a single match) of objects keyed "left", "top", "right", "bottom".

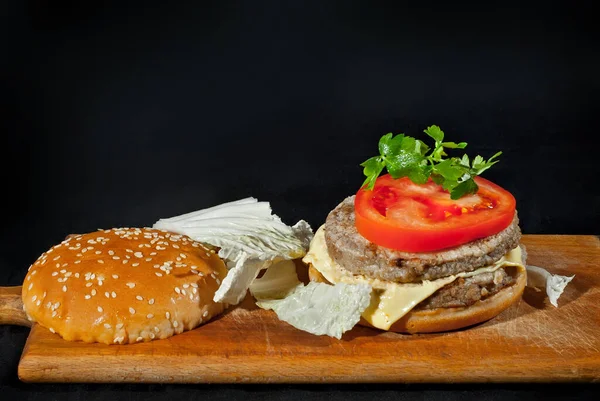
[{"left": 354, "top": 174, "right": 516, "bottom": 252}]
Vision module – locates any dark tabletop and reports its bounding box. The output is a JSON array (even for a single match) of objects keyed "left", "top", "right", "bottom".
[{"left": 1, "top": 0, "right": 598, "bottom": 399}]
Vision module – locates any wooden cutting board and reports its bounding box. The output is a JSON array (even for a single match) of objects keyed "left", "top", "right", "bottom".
[{"left": 1, "top": 235, "right": 599, "bottom": 383}]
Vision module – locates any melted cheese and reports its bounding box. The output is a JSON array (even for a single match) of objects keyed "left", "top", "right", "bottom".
[{"left": 302, "top": 225, "right": 525, "bottom": 330}]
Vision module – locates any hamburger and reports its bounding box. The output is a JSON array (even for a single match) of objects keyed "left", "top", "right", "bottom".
[
  {"left": 22, "top": 227, "right": 228, "bottom": 344},
  {"left": 303, "top": 126, "right": 527, "bottom": 333}
]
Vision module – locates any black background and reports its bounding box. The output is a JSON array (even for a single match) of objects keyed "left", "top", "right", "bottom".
[{"left": 1, "top": 0, "right": 598, "bottom": 399}]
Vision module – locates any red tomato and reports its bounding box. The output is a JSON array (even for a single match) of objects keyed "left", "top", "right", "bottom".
[{"left": 354, "top": 174, "right": 516, "bottom": 252}]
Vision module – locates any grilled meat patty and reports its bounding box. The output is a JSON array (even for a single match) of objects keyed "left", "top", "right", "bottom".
[
  {"left": 324, "top": 196, "right": 522, "bottom": 284},
  {"left": 416, "top": 266, "right": 516, "bottom": 309}
]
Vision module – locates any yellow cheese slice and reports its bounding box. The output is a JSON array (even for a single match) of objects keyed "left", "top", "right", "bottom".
[{"left": 302, "top": 225, "right": 524, "bottom": 330}]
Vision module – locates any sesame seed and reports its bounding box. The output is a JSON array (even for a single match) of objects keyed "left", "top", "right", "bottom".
[
  {"left": 86, "top": 282, "right": 92, "bottom": 287},
  {"left": 51, "top": 311, "right": 57, "bottom": 317},
  {"left": 98, "top": 260, "right": 104, "bottom": 264},
  {"left": 173, "top": 321, "right": 179, "bottom": 328},
  {"left": 108, "top": 250, "right": 114, "bottom": 255},
  {"left": 53, "top": 256, "right": 61, "bottom": 261},
  {"left": 155, "top": 272, "right": 163, "bottom": 277},
  {"left": 85, "top": 295, "right": 91, "bottom": 300},
  {"left": 165, "top": 312, "right": 170, "bottom": 319},
  {"left": 95, "top": 251, "right": 102, "bottom": 255},
  {"left": 49, "top": 328, "right": 56, "bottom": 333},
  {"left": 191, "top": 265, "right": 198, "bottom": 270},
  {"left": 91, "top": 289, "right": 97, "bottom": 296},
  {"left": 150, "top": 333, "right": 155, "bottom": 339},
  {"left": 98, "top": 306, "right": 103, "bottom": 313},
  {"left": 112, "top": 274, "right": 119, "bottom": 279},
  {"left": 112, "top": 256, "right": 120, "bottom": 260},
  {"left": 74, "top": 273, "right": 80, "bottom": 278},
  {"left": 62, "top": 285, "right": 67, "bottom": 292},
  {"left": 181, "top": 289, "right": 187, "bottom": 296},
  {"left": 105, "top": 292, "right": 110, "bottom": 298},
  {"left": 174, "top": 287, "right": 181, "bottom": 294},
  {"left": 150, "top": 252, "right": 157, "bottom": 256},
  {"left": 126, "top": 282, "right": 135, "bottom": 289},
  {"left": 60, "top": 269, "right": 67, "bottom": 274},
  {"left": 182, "top": 284, "right": 190, "bottom": 289},
  {"left": 148, "top": 298, "right": 155, "bottom": 305},
  {"left": 154, "top": 326, "right": 160, "bottom": 333},
  {"left": 145, "top": 258, "right": 152, "bottom": 262},
  {"left": 36, "top": 300, "right": 41, "bottom": 306},
  {"left": 192, "top": 288, "right": 198, "bottom": 294},
  {"left": 32, "top": 295, "right": 37, "bottom": 302},
  {"left": 146, "top": 313, "right": 154, "bottom": 319},
  {"left": 136, "top": 295, "right": 143, "bottom": 301},
  {"left": 191, "top": 283, "right": 198, "bottom": 288},
  {"left": 98, "top": 280, "right": 103, "bottom": 286},
  {"left": 122, "top": 259, "right": 129, "bottom": 264},
  {"left": 203, "top": 311, "right": 209, "bottom": 318},
  {"left": 52, "top": 272, "right": 59, "bottom": 277},
  {"left": 136, "top": 337, "right": 143, "bottom": 342},
  {"left": 111, "top": 291, "right": 117, "bottom": 298},
  {"left": 172, "top": 244, "right": 180, "bottom": 249},
  {"left": 180, "top": 253, "right": 187, "bottom": 259},
  {"left": 132, "top": 263, "right": 139, "bottom": 267},
  {"left": 129, "top": 307, "right": 135, "bottom": 314},
  {"left": 134, "top": 252, "right": 143, "bottom": 258},
  {"left": 116, "top": 323, "right": 124, "bottom": 329}
]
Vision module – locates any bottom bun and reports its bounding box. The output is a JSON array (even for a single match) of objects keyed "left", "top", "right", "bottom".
[{"left": 308, "top": 264, "right": 526, "bottom": 334}]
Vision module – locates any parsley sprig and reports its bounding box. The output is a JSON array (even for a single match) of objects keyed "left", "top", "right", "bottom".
[{"left": 360, "top": 125, "right": 502, "bottom": 199}]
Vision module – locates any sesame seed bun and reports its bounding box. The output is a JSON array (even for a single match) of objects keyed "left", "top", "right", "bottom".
[
  {"left": 22, "top": 228, "right": 228, "bottom": 344},
  {"left": 307, "top": 263, "right": 526, "bottom": 334}
]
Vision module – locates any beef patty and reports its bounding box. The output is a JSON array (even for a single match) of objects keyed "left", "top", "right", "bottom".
[
  {"left": 416, "top": 266, "right": 516, "bottom": 309},
  {"left": 324, "top": 196, "right": 522, "bottom": 283}
]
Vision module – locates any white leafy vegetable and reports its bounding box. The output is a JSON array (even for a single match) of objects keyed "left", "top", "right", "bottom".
[
  {"left": 249, "top": 260, "right": 302, "bottom": 300},
  {"left": 250, "top": 259, "right": 372, "bottom": 339},
  {"left": 153, "top": 197, "right": 313, "bottom": 305},
  {"left": 257, "top": 282, "right": 372, "bottom": 340},
  {"left": 526, "top": 265, "right": 575, "bottom": 307}
]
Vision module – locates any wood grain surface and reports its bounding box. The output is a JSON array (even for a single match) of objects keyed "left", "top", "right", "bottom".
[{"left": 11, "top": 235, "right": 600, "bottom": 383}]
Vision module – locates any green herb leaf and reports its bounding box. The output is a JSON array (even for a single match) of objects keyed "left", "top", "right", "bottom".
[
  {"left": 442, "top": 141, "right": 467, "bottom": 149},
  {"left": 424, "top": 125, "right": 444, "bottom": 142},
  {"left": 385, "top": 151, "right": 423, "bottom": 179},
  {"left": 360, "top": 156, "right": 385, "bottom": 190},
  {"left": 450, "top": 178, "right": 479, "bottom": 200},
  {"left": 360, "top": 125, "right": 502, "bottom": 198}
]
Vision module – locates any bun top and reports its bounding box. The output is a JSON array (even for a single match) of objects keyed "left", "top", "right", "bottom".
[{"left": 22, "top": 227, "right": 228, "bottom": 344}]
